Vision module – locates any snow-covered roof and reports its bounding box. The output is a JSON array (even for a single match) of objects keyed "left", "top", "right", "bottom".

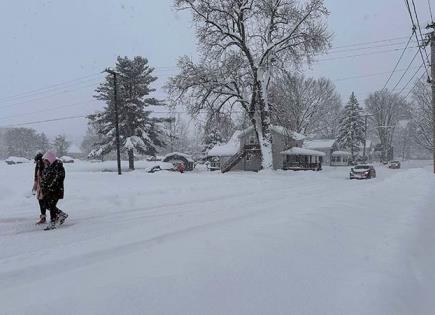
[
  {"left": 5, "top": 156, "right": 31, "bottom": 163},
  {"left": 238, "top": 125, "right": 305, "bottom": 141},
  {"left": 332, "top": 151, "right": 352, "bottom": 156},
  {"left": 163, "top": 152, "right": 194, "bottom": 163},
  {"left": 208, "top": 131, "right": 241, "bottom": 157},
  {"left": 303, "top": 139, "right": 336, "bottom": 150},
  {"left": 280, "top": 147, "right": 326, "bottom": 157}
]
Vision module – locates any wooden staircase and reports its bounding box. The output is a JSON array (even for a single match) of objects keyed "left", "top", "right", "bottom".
[{"left": 221, "top": 149, "right": 247, "bottom": 173}]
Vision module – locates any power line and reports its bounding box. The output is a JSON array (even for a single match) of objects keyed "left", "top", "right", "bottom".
[
  {"left": 411, "top": 0, "right": 431, "bottom": 64},
  {"left": 4, "top": 115, "right": 87, "bottom": 128},
  {"left": 404, "top": 0, "right": 431, "bottom": 79},
  {"left": 428, "top": 0, "right": 434, "bottom": 22},
  {"left": 0, "top": 101, "right": 94, "bottom": 121},
  {"left": 401, "top": 66, "right": 426, "bottom": 98},
  {"left": 381, "top": 31, "right": 415, "bottom": 91},
  {"left": 316, "top": 45, "right": 417, "bottom": 62},
  {"left": 0, "top": 81, "right": 100, "bottom": 110},
  {"left": 327, "top": 40, "right": 412, "bottom": 54},
  {"left": 330, "top": 35, "right": 410, "bottom": 50},
  {"left": 391, "top": 48, "right": 420, "bottom": 91},
  {"left": 0, "top": 73, "right": 102, "bottom": 102},
  {"left": 333, "top": 68, "right": 408, "bottom": 82}
]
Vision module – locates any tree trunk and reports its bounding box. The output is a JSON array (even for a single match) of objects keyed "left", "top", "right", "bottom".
[
  {"left": 256, "top": 76, "right": 274, "bottom": 170},
  {"left": 128, "top": 149, "right": 135, "bottom": 170}
]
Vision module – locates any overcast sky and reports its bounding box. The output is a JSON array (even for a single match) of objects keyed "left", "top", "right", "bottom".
[{"left": 0, "top": 0, "right": 432, "bottom": 144}]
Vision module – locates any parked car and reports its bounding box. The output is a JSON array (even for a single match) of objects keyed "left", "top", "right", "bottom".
[
  {"left": 388, "top": 161, "right": 401, "bottom": 169},
  {"left": 60, "top": 156, "right": 75, "bottom": 164},
  {"left": 350, "top": 164, "right": 377, "bottom": 180},
  {"left": 5, "top": 156, "right": 31, "bottom": 165}
]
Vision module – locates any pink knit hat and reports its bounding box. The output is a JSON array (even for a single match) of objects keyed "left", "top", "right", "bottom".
[{"left": 42, "top": 150, "right": 57, "bottom": 164}]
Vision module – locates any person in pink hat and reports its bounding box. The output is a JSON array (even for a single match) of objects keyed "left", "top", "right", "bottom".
[{"left": 40, "top": 150, "right": 68, "bottom": 230}]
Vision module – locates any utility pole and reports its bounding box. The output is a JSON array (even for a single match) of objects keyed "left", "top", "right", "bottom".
[
  {"left": 104, "top": 68, "right": 122, "bottom": 175},
  {"left": 431, "top": 30, "right": 435, "bottom": 174},
  {"left": 363, "top": 114, "right": 368, "bottom": 162}
]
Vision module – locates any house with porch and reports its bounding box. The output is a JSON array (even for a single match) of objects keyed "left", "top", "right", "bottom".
[
  {"left": 302, "top": 139, "right": 339, "bottom": 166},
  {"left": 208, "top": 125, "right": 325, "bottom": 172}
]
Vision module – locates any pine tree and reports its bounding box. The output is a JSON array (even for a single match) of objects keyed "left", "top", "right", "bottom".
[
  {"left": 337, "top": 93, "right": 365, "bottom": 160},
  {"left": 88, "top": 56, "right": 166, "bottom": 170}
]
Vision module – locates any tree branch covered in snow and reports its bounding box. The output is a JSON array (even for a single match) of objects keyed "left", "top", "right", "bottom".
[{"left": 269, "top": 71, "right": 341, "bottom": 137}]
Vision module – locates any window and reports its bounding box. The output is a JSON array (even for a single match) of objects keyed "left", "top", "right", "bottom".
[{"left": 249, "top": 136, "right": 256, "bottom": 144}]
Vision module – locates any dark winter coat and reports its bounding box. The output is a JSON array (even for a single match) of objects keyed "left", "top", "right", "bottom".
[
  {"left": 33, "top": 160, "right": 45, "bottom": 200},
  {"left": 40, "top": 160, "right": 65, "bottom": 200}
]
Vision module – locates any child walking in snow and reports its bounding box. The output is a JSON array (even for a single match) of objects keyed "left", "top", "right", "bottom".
[{"left": 40, "top": 151, "right": 68, "bottom": 230}]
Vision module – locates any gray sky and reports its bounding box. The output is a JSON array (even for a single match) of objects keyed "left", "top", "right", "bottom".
[{"left": 0, "top": 0, "right": 432, "bottom": 144}]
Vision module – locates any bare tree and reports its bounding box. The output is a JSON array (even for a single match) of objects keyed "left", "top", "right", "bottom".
[
  {"left": 270, "top": 72, "right": 341, "bottom": 137},
  {"left": 411, "top": 80, "right": 432, "bottom": 152},
  {"left": 365, "top": 90, "right": 410, "bottom": 161},
  {"left": 168, "top": 0, "right": 330, "bottom": 169}
]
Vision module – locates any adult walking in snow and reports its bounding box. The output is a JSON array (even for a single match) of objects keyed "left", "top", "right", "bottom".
[
  {"left": 40, "top": 151, "right": 68, "bottom": 230},
  {"left": 32, "top": 152, "right": 47, "bottom": 224}
]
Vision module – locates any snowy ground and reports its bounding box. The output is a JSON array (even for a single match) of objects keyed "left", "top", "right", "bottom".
[{"left": 1, "top": 160, "right": 435, "bottom": 315}]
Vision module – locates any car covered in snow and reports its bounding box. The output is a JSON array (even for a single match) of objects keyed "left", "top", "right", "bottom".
[
  {"left": 388, "top": 161, "right": 401, "bottom": 169},
  {"left": 5, "top": 156, "right": 31, "bottom": 165},
  {"left": 60, "top": 156, "right": 75, "bottom": 164},
  {"left": 350, "top": 164, "right": 376, "bottom": 180}
]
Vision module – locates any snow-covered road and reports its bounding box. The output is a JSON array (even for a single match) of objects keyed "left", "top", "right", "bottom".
[{"left": 0, "top": 161, "right": 434, "bottom": 315}]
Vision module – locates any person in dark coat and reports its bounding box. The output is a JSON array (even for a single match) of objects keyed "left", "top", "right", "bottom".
[
  {"left": 33, "top": 153, "right": 47, "bottom": 224},
  {"left": 40, "top": 151, "right": 68, "bottom": 229}
]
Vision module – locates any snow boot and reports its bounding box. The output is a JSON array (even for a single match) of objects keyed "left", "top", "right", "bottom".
[
  {"left": 44, "top": 221, "right": 56, "bottom": 231},
  {"left": 56, "top": 211, "right": 68, "bottom": 225},
  {"left": 35, "top": 215, "right": 46, "bottom": 225}
]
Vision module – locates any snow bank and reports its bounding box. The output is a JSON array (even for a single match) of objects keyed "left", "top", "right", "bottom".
[{"left": 0, "top": 162, "right": 434, "bottom": 314}]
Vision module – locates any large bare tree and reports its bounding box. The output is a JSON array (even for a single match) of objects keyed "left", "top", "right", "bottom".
[
  {"left": 168, "top": 0, "right": 330, "bottom": 169},
  {"left": 365, "top": 90, "right": 410, "bottom": 161},
  {"left": 269, "top": 71, "right": 341, "bottom": 137},
  {"left": 411, "top": 80, "right": 432, "bottom": 152}
]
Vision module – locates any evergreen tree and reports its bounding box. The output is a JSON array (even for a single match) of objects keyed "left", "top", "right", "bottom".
[
  {"left": 337, "top": 93, "right": 365, "bottom": 160},
  {"left": 53, "top": 135, "right": 71, "bottom": 157},
  {"left": 88, "top": 56, "right": 165, "bottom": 170}
]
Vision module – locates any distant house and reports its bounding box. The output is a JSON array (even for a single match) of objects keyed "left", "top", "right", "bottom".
[
  {"left": 331, "top": 151, "right": 352, "bottom": 166},
  {"left": 303, "top": 139, "right": 339, "bottom": 165},
  {"left": 208, "top": 125, "right": 325, "bottom": 172},
  {"left": 163, "top": 152, "right": 195, "bottom": 171}
]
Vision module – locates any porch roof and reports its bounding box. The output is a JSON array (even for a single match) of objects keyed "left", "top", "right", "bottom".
[
  {"left": 332, "top": 151, "right": 352, "bottom": 157},
  {"left": 280, "top": 147, "right": 326, "bottom": 157}
]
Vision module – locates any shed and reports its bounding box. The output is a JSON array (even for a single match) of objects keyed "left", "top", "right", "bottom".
[{"left": 163, "top": 152, "right": 195, "bottom": 171}]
